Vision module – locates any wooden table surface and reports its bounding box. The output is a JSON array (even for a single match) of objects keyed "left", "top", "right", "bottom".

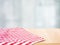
[{"left": 25, "top": 28, "right": 60, "bottom": 45}]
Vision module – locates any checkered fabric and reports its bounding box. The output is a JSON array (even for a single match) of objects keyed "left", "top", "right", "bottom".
[{"left": 0, "top": 27, "right": 44, "bottom": 45}]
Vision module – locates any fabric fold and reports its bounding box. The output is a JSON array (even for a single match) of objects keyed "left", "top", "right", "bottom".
[{"left": 0, "top": 27, "right": 45, "bottom": 45}]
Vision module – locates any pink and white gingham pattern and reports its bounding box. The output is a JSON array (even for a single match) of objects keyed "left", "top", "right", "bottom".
[{"left": 0, "top": 27, "right": 44, "bottom": 45}]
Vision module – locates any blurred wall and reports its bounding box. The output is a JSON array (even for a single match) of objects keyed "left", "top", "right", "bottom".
[{"left": 0, "top": 0, "right": 60, "bottom": 28}]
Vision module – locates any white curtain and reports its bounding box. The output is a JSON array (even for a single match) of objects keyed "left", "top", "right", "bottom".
[{"left": 0, "top": 0, "right": 59, "bottom": 28}]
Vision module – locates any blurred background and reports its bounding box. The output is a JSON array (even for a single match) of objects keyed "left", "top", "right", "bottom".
[{"left": 0, "top": 0, "right": 60, "bottom": 28}]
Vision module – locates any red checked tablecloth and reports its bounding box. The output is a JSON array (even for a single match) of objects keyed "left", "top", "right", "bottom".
[{"left": 0, "top": 27, "right": 44, "bottom": 45}]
